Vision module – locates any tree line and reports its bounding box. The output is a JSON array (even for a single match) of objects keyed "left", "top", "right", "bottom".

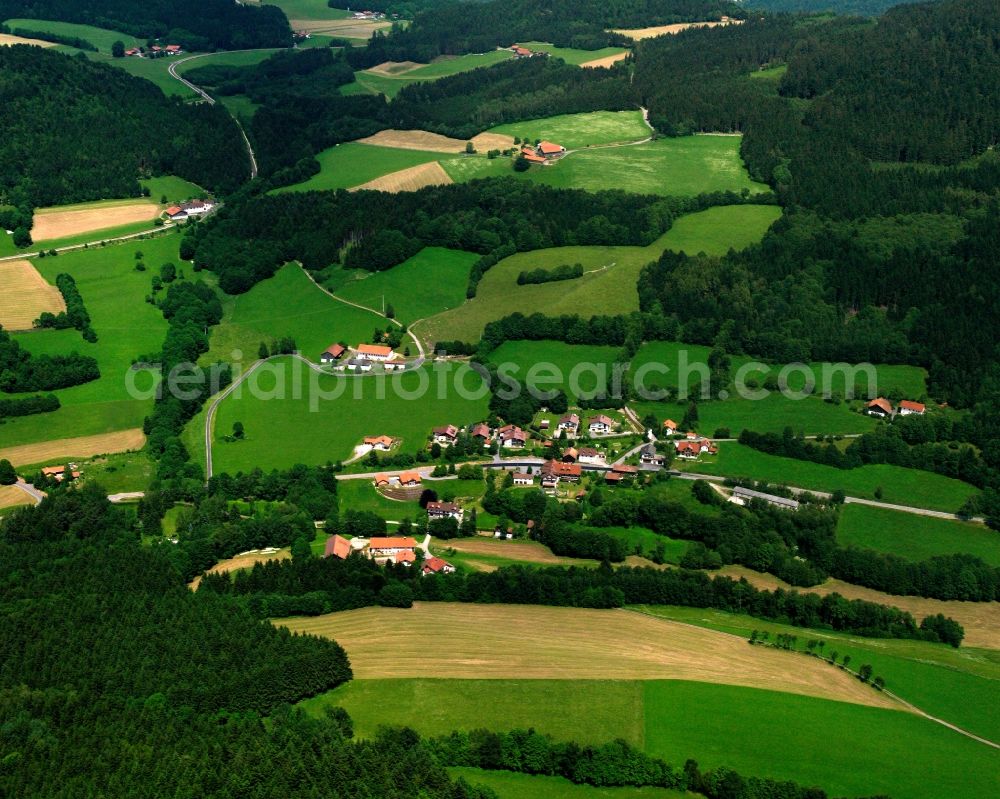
[
  {"left": 0, "top": 326, "right": 99, "bottom": 393},
  {"left": 0, "top": 393, "right": 60, "bottom": 420},
  {"left": 34, "top": 273, "right": 96, "bottom": 341}
]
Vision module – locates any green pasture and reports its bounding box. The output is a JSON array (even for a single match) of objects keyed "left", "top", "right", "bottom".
[
  {"left": 332, "top": 247, "right": 478, "bottom": 322},
  {"left": 836, "top": 503, "right": 1000, "bottom": 566},
  {"left": 76, "top": 451, "right": 156, "bottom": 494},
  {"left": 211, "top": 357, "right": 490, "bottom": 471},
  {"left": 749, "top": 64, "right": 787, "bottom": 80},
  {"left": 419, "top": 205, "right": 782, "bottom": 347},
  {"left": 446, "top": 136, "right": 768, "bottom": 198},
  {"left": 637, "top": 605, "right": 1000, "bottom": 744},
  {"left": 352, "top": 50, "right": 515, "bottom": 97},
  {"left": 1, "top": 234, "right": 177, "bottom": 447},
  {"left": 140, "top": 176, "right": 204, "bottom": 204},
  {"left": 680, "top": 442, "right": 979, "bottom": 512},
  {"left": 488, "top": 111, "right": 651, "bottom": 150},
  {"left": 264, "top": 0, "right": 352, "bottom": 20},
  {"left": 274, "top": 142, "right": 448, "bottom": 193},
  {"left": 486, "top": 340, "right": 622, "bottom": 399},
  {"left": 203, "top": 263, "right": 390, "bottom": 366},
  {"left": 449, "top": 769, "right": 686, "bottom": 799},
  {"left": 337, "top": 477, "right": 486, "bottom": 519},
  {"left": 518, "top": 41, "right": 630, "bottom": 66}
]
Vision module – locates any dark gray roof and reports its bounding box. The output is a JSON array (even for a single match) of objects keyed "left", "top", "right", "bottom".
[{"left": 733, "top": 486, "right": 800, "bottom": 510}]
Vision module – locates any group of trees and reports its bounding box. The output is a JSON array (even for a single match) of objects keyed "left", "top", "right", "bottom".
[
  {"left": 0, "top": 393, "right": 60, "bottom": 419},
  {"left": 517, "top": 262, "right": 584, "bottom": 285},
  {"left": 0, "top": 326, "right": 99, "bottom": 393},
  {"left": 34, "top": 273, "right": 96, "bottom": 341}
]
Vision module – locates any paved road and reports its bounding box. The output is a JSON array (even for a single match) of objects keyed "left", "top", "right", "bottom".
[{"left": 13, "top": 480, "right": 45, "bottom": 504}]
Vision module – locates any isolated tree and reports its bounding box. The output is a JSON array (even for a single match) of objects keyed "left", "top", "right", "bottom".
[
  {"left": 258, "top": 341, "right": 270, "bottom": 359},
  {"left": 0, "top": 459, "right": 17, "bottom": 485},
  {"left": 232, "top": 421, "right": 245, "bottom": 440},
  {"left": 465, "top": 141, "right": 475, "bottom": 154},
  {"left": 112, "top": 40, "right": 125, "bottom": 58},
  {"left": 513, "top": 155, "right": 530, "bottom": 172},
  {"left": 460, "top": 507, "right": 477, "bottom": 536},
  {"left": 160, "top": 263, "right": 176, "bottom": 283},
  {"left": 858, "top": 664, "right": 873, "bottom": 683},
  {"left": 385, "top": 303, "right": 395, "bottom": 319},
  {"left": 12, "top": 226, "right": 31, "bottom": 248}
]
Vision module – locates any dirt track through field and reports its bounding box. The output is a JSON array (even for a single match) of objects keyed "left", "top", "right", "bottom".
[
  {"left": 353, "top": 161, "right": 453, "bottom": 193},
  {"left": 0, "top": 429, "right": 146, "bottom": 468},
  {"left": 277, "top": 602, "right": 900, "bottom": 709},
  {"left": 716, "top": 565, "right": 1000, "bottom": 650},
  {"left": 189, "top": 548, "right": 289, "bottom": 590},
  {"left": 0, "top": 260, "right": 65, "bottom": 330},
  {"left": 31, "top": 202, "right": 159, "bottom": 242},
  {"left": 581, "top": 52, "right": 630, "bottom": 68},
  {"left": 0, "top": 32, "right": 57, "bottom": 47},
  {"left": 613, "top": 20, "right": 743, "bottom": 40},
  {"left": 0, "top": 485, "right": 33, "bottom": 510}
]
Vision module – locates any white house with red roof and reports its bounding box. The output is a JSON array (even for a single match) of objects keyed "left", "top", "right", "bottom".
[
  {"left": 422, "top": 556, "right": 455, "bottom": 576},
  {"left": 356, "top": 343, "right": 394, "bottom": 361},
  {"left": 588, "top": 414, "right": 614, "bottom": 435},
  {"left": 866, "top": 397, "right": 893, "bottom": 418},
  {"left": 432, "top": 424, "right": 459, "bottom": 445},
  {"left": 320, "top": 343, "right": 346, "bottom": 363},
  {"left": 368, "top": 536, "right": 418, "bottom": 558},
  {"left": 898, "top": 400, "right": 926, "bottom": 416},
  {"left": 498, "top": 424, "right": 528, "bottom": 448}
]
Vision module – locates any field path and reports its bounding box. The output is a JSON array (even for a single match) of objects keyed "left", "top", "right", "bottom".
[{"left": 0, "top": 223, "right": 178, "bottom": 264}]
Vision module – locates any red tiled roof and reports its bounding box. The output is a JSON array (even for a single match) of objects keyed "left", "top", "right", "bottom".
[
  {"left": 373, "top": 473, "right": 390, "bottom": 486},
  {"left": 675, "top": 440, "right": 701, "bottom": 455},
  {"left": 324, "top": 343, "right": 345, "bottom": 358},
  {"left": 370, "top": 537, "right": 417, "bottom": 549},
  {"left": 521, "top": 151, "right": 547, "bottom": 164},
  {"left": 364, "top": 435, "right": 394, "bottom": 447},
  {"left": 537, "top": 141, "right": 565, "bottom": 154},
  {"left": 472, "top": 423, "right": 490, "bottom": 439},
  {"left": 899, "top": 400, "right": 925, "bottom": 413},
  {"left": 542, "top": 460, "right": 581, "bottom": 477},
  {"left": 663, "top": 419, "right": 677, "bottom": 429},
  {"left": 867, "top": 397, "right": 893, "bottom": 414},
  {"left": 165, "top": 205, "right": 183, "bottom": 216},
  {"left": 433, "top": 424, "right": 458, "bottom": 438},
  {"left": 324, "top": 534, "right": 351, "bottom": 559},
  {"left": 612, "top": 464, "right": 638, "bottom": 474},
  {"left": 357, "top": 343, "right": 393, "bottom": 357},
  {"left": 399, "top": 471, "right": 422, "bottom": 485},
  {"left": 423, "top": 556, "right": 452, "bottom": 573},
  {"left": 589, "top": 414, "right": 613, "bottom": 427},
  {"left": 395, "top": 549, "right": 416, "bottom": 564}
]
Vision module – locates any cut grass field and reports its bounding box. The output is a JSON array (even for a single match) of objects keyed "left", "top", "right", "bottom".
[
  {"left": 0, "top": 429, "right": 145, "bottom": 468},
  {"left": 188, "top": 547, "right": 289, "bottom": 590},
  {"left": 30, "top": 198, "right": 160, "bottom": 243},
  {"left": 837, "top": 503, "right": 1000, "bottom": 566},
  {"left": 0, "top": 484, "right": 33, "bottom": 510},
  {"left": 419, "top": 205, "right": 782, "bottom": 347},
  {"left": 274, "top": 142, "right": 449, "bottom": 193},
  {"left": 210, "top": 358, "right": 490, "bottom": 471},
  {"left": 277, "top": 602, "right": 894, "bottom": 707},
  {"left": 352, "top": 51, "right": 514, "bottom": 98},
  {"left": 449, "top": 769, "right": 686, "bottom": 799},
  {"left": 332, "top": 247, "right": 478, "bottom": 323},
  {"left": 355, "top": 161, "right": 453, "bottom": 192},
  {"left": 714, "top": 563, "right": 1000, "bottom": 650},
  {"left": 488, "top": 110, "right": 650, "bottom": 151},
  {"left": 682, "top": 441, "right": 979, "bottom": 512},
  {"left": 445, "top": 135, "right": 769, "bottom": 198},
  {"left": 357, "top": 129, "right": 469, "bottom": 152},
  {"left": 0, "top": 260, "right": 65, "bottom": 330},
  {"left": 485, "top": 340, "right": 623, "bottom": 399},
  {"left": 432, "top": 538, "right": 600, "bottom": 570},
  {"left": 337, "top": 478, "right": 485, "bottom": 520},
  {"left": 1, "top": 234, "right": 176, "bottom": 448},
  {"left": 202, "top": 263, "right": 386, "bottom": 366},
  {"left": 637, "top": 604, "right": 1000, "bottom": 745},
  {"left": 0, "top": 31, "right": 55, "bottom": 47},
  {"left": 612, "top": 21, "right": 740, "bottom": 40},
  {"left": 517, "top": 41, "right": 630, "bottom": 67}
]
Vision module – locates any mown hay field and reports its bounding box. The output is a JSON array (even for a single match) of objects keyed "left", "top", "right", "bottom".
[
  {"left": 0, "top": 260, "right": 65, "bottom": 330},
  {"left": 31, "top": 199, "right": 159, "bottom": 243},
  {"left": 354, "top": 161, "right": 453, "bottom": 192},
  {"left": 0, "top": 429, "right": 145, "bottom": 467}
]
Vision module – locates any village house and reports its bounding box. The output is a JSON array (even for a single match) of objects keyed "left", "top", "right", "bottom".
[
  {"left": 323, "top": 534, "right": 352, "bottom": 559},
  {"left": 364, "top": 435, "right": 394, "bottom": 451},
  {"left": 537, "top": 141, "right": 567, "bottom": 159},
  {"left": 124, "top": 47, "right": 141, "bottom": 56},
  {"left": 356, "top": 343, "right": 394, "bottom": 361},
  {"left": 422, "top": 556, "right": 455, "bottom": 576},
  {"left": 539, "top": 418, "right": 550, "bottom": 431},
  {"left": 662, "top": 419, "right": 678, "bottom": 436},
  {"left": 640, "top": 443, "right": 666, "bottom": 467},
  {"left": 320, "top": 343, "right": 346, "bottom": 363},
  {"left": 426, "top": 501, "right": 464, "bottom": 522},
  {"left": 512, "top": 472, "right": 534, "bottom": 486},
  {"left": 578, "top": 447, "right": 605, "bottom": 465},
  {"left": 674, "top": 438, "right": 718, "bottom": 459},
  {"left": 898, "top": 400, "right": 926, "bottom": 416},
  {"left": 373, "top": 473, "right": 391, "bottom": 488},
  {"left": 562, "top": 447, "right": 579, "bottom": 463},
  {"left": 540, "top": 459, "right": 582, "bottom": 488},
  {"left": 520, "top": 146, "right": 548, "bottom": 165},
  {"left": 866, "top": 397, "right": 893, "bottom": 418},
  {"left": 557, "top": 413, "right": 580, "bottom": 435},
  {"left": 604, "top": 471, "right": 623, "bottom": 485},
  {"left": 395, "top": 549, "right": 417, "bottom": 566},
  {"left": 432, "top": 424, "right": 459, "bottom": 445},
  {"left": 498, "top": 424, "right": 528, "bottom": 448},
  {"left": 511, "top": 45, "right": 536, "bottom": 57},
  {"left": 346, "top": 357, "right": 372, "bottom": 372},
  {"left": 588, "top": 414, "right": 614, "bottom": 435},
  {"left": 612, "top": 464, "right": 639, "bottom": 476},
  {"left": 368, "top": 536, "right": 418, "bottom": 559},
  {"left": 730, "top": 486, "right": 800, "bottom": 511},
  {"left": 41, "top": 465, "right": 80, "bottom": 482},
  {"left": 471, "top": 422, "right": 491, "bottom": 444},
  {"left": 399, "top": 471, "right": 422, "bottom": 487}
]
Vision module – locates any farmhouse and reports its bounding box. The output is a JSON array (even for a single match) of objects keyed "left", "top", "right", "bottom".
[
  {"left": 41, "top": 465, "right": 80, "bottom": 482},
  {"left": 730, "top": 485, "right": 800, "bottom": 511},
  {"left": 323, "top": 534, "right": 352, "bottom": 559},
  {"left": 356, "top": 343, "right": 394, "bottom": 361},
  {"left": 373, "top": 473, "right": 391, "bottom": 488},
  {"left": 511, "top": 45, "right": 537, "bottom": 57},
  {"left": 578, "top": 447, "right": 605, "bottom": 465},
  {"left": 512, "top": 472, "right": 534, "bottom": 486},
  {"left": 368, "top": 536, "right": 417, "bottom": 558},
  {"left": 520, "top": 146, "right": 548, "bottom": 165},
  {"left": 395, "top": 549, "right": 417, "bottom": 566},
  {"left": 675, "top": 438, "right": 718, "bottom": 459},
  {"left": 346, "top": 358, "right": 372, "bottom": 372},
  {"left": 866, "top": 397, "right": 893, "bottom": 418},
  {"left": 427, "top": 501, "right": 463, "bottom": 522},
  {"left": 471, "top": 422, "right": 491, "bottom": 443},
  {"left": 557, "top": 413, "right": 580, "bottom": 435},
  {"left": 124, "top": 47, "right": 141, "bottom": 56},
  {"left": 320, "top": 343, "right": 346, "bottom": 363},
  {"left": 364, "top": 435, "right": 395, "bottom": 451},
  {"left": 640, "top": 443, "right": 665, "bottom": 467},
  {"left": 498, "top": 424, "right": 528, "bottom": 448},
  {"left": 432, "top": 424, "right": 459, "bottom": 445},
  {"left": 541, "top": 459, "right": 582, "bottom": 485},
  {"left": 537, "top": 141, "right": 567, "bottom": 159},
  {"left": 899, "top": 400, "right": 926, "bottom": 416},
  {"left": 399, "top": 471, "right": 422, "bottom": 487},
  {"left": 662, "top": 419, "right": 678, "bottom": 435},
  {"left": 422, "top": 556, "right": 455, "bottom": 576},
  {"left": 588, "top": 414, "right": 614, "bottom": 435}
]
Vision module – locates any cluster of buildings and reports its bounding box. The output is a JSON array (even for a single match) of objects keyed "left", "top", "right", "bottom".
[
  {"left": 520, "top": 140, "right": 568, "bottom": 166},
  {"left": 165, "top": 199, "right": 214, "bottom": 222},
  {"left": 40, "top": 464, "right": 80, "bottom": 482},
  {"left": 661, "top": 420, "right": 718, "bottom": 460},
  {"left": 323, "top": 533, "right": 455, "bottom": 575},
  {"left": 352, "top": 10, "right": 387, "bottom": 20},
  {"left": 320, "top": 343, "right": 408, "bottom": 372},
  {"left": 373, "top": 470, "right": 421, "bottom": 489},
  {"left": 866, "top": 398, "right": 926, "bottom": 418},
  {"left": 124, "top": 44, "right": 183, "bottom": 58},
  {"left": 511, "top": 45, "right": 544, "bottom": 58},
  {"left": 556, "top": 413, "right": 619, "bottom": 438}
]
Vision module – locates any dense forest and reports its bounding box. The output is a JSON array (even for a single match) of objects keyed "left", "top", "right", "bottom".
[
  {"left": 0, "top": 46, "right": 248, "bottom": 223},
  {"left": 342, "top": 0, "right": 744, "bottom": 67},
  {"left": 0, "top": 0, "right": 291, "bottom": 50},
  {"left": 748, "top": 0, "right": 919, "bottom": 13}
]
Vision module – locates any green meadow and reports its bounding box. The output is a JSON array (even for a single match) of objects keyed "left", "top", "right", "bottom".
[
  {"left": 140, "top": 176, "right": 204, "bottom": 204},
  {"left": 203, "top": 263, "right": 392, "bottom": 366},
  {"left": 337, "top": 477, "right": 486, "bottom": 519},
  {"left": 449, "top": 769, "right": 687, "bottom": 799},
  {"left": 263, "top": 0, "right": 352, "bottom": 19},
  {"left": 749, "top": 64, "right": 788, "bottom": 80},
  {"left": 488, "top": 110, "right": 651, "bottom": 150},
  {"left": 419, "top": 205, "right": 782, "bottom": 347},
  {"left": 836, "top": 503, "right": 1000, "bottom": 566},
  {"left": 301, "top": 677, "right": 999, "bottom": 799},
  {"left": 486, "top": 340, "right": 622, "bottom": 399},
  {"left": 332, "top": 247, "right": 478, "bottom": 322},
  {"left": 352, "top": 51, "right": 515, "bottom": 98},
  {"left": 518, "top": 41, "right": 630, "bottom": 66},
  {"left": 638, "top": 604, "right": 1000, "bottom": 744},
  {"left": 274, "top": 142, "right": 449, "bottom": 193},
  {"left": 1, "top": 234, "right": 176, "bottom": 447},
  {"left": 211, "top": 357, "right": 490, "bottom": 471},
  {"left": 681, "top": 442, "right": 979, "bottom": 512},
  {"left": 446, "top": 136, "right": 769, "bottom": 198}
]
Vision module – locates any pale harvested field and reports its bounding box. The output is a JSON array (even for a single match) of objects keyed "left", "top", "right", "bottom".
[
  {"left": 367, "top": 60, "right": 423, "bottom": 76},
  {"left": 358, "top": 129, "right": 470, "bottom": 153},
  {"left": 613, "top": 20, "right": 743, "bottom": 40},
  {"left": 717, "top": 565, "right": 1000, "bottom": 650},
  {"left": 189, "top": 548, "right": 289, "bottom": 590},
  {"left": 0, "top": 429, "right": 146, "bottom": 468},
  {"left": 0, "top": 260, "right": 65, "bottom": 330},
  {"left": 291, "top": 18, "right": 392, "bottom": 37},
  {"left": 438, "top": 537, "right": 594, "bottom": 566},
  {"left": 353, "top": 161, "right": 453, "bottom": 193},
  {"left": 0, "top": 485, "right": 33, "bottom": 510},
  {"left": 581, "top": 52, "right": 630, "bottom": 69},
  {"left": 278, "top": 602, "right": 899, "bottom": 709},
  {"left": 0, "top": 32, "right": 56, "bottom": 47},
  {"left": 470, "top": 131, "right": 516, "bottom": 151},
  {"left": 31, "top": 201, "right": 159, "bottom": 242}
]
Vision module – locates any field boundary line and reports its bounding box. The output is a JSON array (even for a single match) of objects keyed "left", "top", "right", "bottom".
[
  {"left": 0, "top": 222, "right": 178, "bottom": 263},
  {"left": 624, "top": 606, "right": 1000, "bottom": 750}
]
